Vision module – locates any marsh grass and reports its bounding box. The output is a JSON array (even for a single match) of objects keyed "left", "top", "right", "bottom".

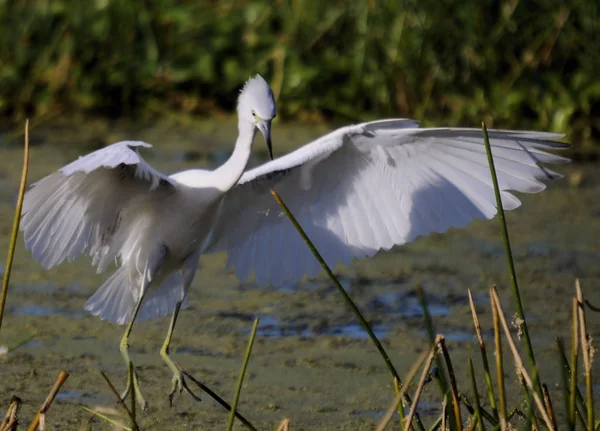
[
  {"left": 227, "top": 317, "right": 259, "bottom": 431},
  {"left": 26, "top": 371, "right": 70, "bottom": 431},
  {"left": 1, "top": 121, "right": 598, "bottom": 430},
  {"left": 0, "top": 120, "right": 29, "bottom": 333}
]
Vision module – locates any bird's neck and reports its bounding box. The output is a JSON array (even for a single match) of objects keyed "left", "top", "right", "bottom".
[{"left": 214, "top": 119, "right": 256, "bottom": 192}]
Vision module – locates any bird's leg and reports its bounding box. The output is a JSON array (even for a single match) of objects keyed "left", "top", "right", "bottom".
[
  {"left": 120, "top": 270, "right": 151, "bottom": 410},
  {"left": 160, "top": 251, "right": 201, "bottom": 405},
  {"left": 160, "top": 299, "right": 201, "bottom": 405}
]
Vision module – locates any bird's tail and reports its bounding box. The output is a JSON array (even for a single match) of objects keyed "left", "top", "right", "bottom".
[
  {"left": 84, "top": 267, "right": 187, "bottom": 325},
  {"left": 85, "top": 266, "right": 135, "bottom": 325}
]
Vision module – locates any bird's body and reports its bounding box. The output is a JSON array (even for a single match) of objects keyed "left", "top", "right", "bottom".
[
  {"left": 20, "top": 74, "right": 569, "bottom": 407},
  {"left": 22, "top": 143, "right": 221, "bottom": 324}
]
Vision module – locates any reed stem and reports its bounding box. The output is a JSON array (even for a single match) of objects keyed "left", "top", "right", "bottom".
[
  {"left": 481, "top": 122, "right": 544, "bottom": 404},
  {"left": 227, "top": 317, "right": 259, "bottom": 431},
  {"left": 271, "top": 188, "right": 426, "bottom": 431},
  {"left": 0, "top": 120, "right": 30, "bottom": 333}
]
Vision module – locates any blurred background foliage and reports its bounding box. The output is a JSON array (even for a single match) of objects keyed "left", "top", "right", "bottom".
[{"left": 0, "top": 0, "right": 598, "bottom": 146}]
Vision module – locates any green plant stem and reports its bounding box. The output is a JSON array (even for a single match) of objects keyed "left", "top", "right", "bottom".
[
  {"left": 81, "top": 407, "right": 132, "bottom": 431},
  {"left": 491, "top": 288, "right": 554, "bottom": 430},
  {"left": 376, "top": 351, "right": 428, "bottom": 431},
  {"left": 522, "top": 374, "right": 537, "bottom": 431},
  {"left": 99, "top": 371, "right": 136, "bottom": 427},
  {"left": 558, "top": 337, "right": 573, "bottom": 429},
  {"left": 576, "top": 281, "right": 595, "bottom": 431},
  {"left": 491, "top": 289, "right": 507, "bottom": 429},
  {"left": 0, "top": 120, "right": 29, "bottom": 333},
  {"left": 469, "top": 358, "right": 485, "bottom": 431},
  {"left": 427, "top": 414, "right": 443, "bottom": 431},
  {"left": 270, "top": 188, "right": 426, "bottom": 431},
  {"left": 570, "top": 298, "right": 580, "bottom": 431},
  {"left": 439, "top": 337, "right": 462, "bottom": 430},
  {"left": 403, "top": 335, "right": 443, "bottom": 431},
  {"left": 467, "top": 289, "right": 499, "bottom": 422},
  {"left": 227, "top": 317, "right": 259, "bottom": 431},
  {"left": 460, "top": 394, "right": 497, "bottom": 425},
  {"left": 556, "top": 337, "right": 588, "bottom": 429},
  {"left": 417, "top": 286, "right": 449, "bottom": 394},
  {"left": 481, "top": 122, "right": 544, "bottom": 404},
  {"left": 543, "top": 384, "right": 558, "bottom": 431}
]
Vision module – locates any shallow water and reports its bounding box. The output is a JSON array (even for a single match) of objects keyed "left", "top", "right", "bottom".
[{"left": 0, "top": 118, "right": 599, "bottom": 430}]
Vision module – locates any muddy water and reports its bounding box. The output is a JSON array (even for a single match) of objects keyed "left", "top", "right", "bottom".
[{"left": 0, "top": 119, "right": 598, "bottom": 430}]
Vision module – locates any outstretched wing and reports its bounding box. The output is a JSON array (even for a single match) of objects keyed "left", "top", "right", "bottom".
[
  {"left": 206, "top": 119, "right": 569, "bottom": 286},
  {"left": 21, "top": 141, "right": 176, "bottom": 271}
]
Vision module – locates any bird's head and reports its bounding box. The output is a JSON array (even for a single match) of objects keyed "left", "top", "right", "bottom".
[{"left": 237, "top": 74, "right": 276, "bottom": 160}]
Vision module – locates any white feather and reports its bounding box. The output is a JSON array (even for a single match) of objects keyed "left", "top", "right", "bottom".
[{"left": 206, "top": 120, "right": 568, "bottom": 286}]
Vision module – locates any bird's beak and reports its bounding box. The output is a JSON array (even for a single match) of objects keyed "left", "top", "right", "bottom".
[{"left": 257, "top": 120, "right": 273, "bottom": 160}]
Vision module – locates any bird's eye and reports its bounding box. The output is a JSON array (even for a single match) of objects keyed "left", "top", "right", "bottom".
[{"left": 252, "top": 111, "right": 257, "bottom": 118}]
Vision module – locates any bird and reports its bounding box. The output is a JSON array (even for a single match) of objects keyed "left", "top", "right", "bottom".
[{"left": 20, "top": 74, "right": 569, "bottom": 408}]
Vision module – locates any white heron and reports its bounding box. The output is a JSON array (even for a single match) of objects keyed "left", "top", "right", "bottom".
[{"left": 20, "top": 74, "right": 568, "bottom": 408}]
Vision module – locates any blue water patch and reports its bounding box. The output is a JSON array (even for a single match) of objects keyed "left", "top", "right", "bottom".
[
  {"left": 247, "top": 314, "right": 392, "bottom": 339},
  {"left": 12, "top": 304, "right": 87, "bottom": 318},
  {"left": 321, "top": 322, "right": 392, "bottom": 339},
  {"left": 56, "top": 391, "right": 83, "bottom": 401},
  {"left": 373, "top": 291, "right": 450, "bottom": 318}
]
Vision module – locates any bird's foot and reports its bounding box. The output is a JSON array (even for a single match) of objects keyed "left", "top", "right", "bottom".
[
  {"left": 119, "top": 338, "right": 148, "bottom": 411},
  {"left": 120, "top": 365, "right": 148, "bottom": 411},
  {"left": 168, "top": 370, "right": 202, "bottom": 406},
  {"left": 161, "top": 347, "right": 201, "bottom": 406}
]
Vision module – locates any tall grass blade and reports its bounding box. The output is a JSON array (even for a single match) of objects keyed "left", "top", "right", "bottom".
[
  {"left": 439, "top": 337, "right": 462, "bottom": 430},
  {"left": 490, "top": 288, "right": 554, "bottom": 430},
  {"left": 27, "top": 370, "right": 69, "bottom": 431},
  {"left": 575, "top": 280, "right": 594, "bottom": 431},
  {"left": 570, "top": 298, "right": 580, "bottom": 430},
  {"left": 468, "top": 289, "right": 498, "bottom": 422},
  {"left": 275, "top": 418, "right": 290, "bottom": 431},
  {"left": 99, "top": 371, "right": 138, "bottom": 431},
  {"left": 522, "top": 373, "right": 539, "bottom": 431},
  {"left": 460, "top": 394, "right": 497, "bottom": 425},
  {"left": 0, "top": 396, "right": 21, "bottom": 431},
  {"left": 403, "top": 335, "right": 443, "bottom": 431},
  {"left": 557, "top": 337, "right": 574, "bottom": 429},
  {"left": 427, "top": 414, "right": 443, "bottom": 431},
  {"left": 417, "top": 285, "right": 449, "bottom": 395},
  {"left": 376, "top": 350, "right": 428, "bottom": 431},
  {"left": 270, "top": 188, "right": 425, "bottom": 431},
  {"left": 227, "top": 317, "right": 259, "bottom": 431},
  {"left": 0, "top": 120, "right": 30, "bottom": 333},
  {"left": 490, "top": 287, "right": 507, "bottom": 430},
  {"left": 481, "top": 122, "right": 544, "bottom": 404},
  {"left": 81, "top": 407, "right": 132, "bottom": 431},
  {"left": 441, "top": 393, "right": 448, "bottom": 431},
  {"left": 543, "top": 384, "right": 558, "bottom": 430},
  {"left": 468, "top": 358, "right": 485, "bottom": 431},
  {"left": 556, "top": 337, "right": 587, "bottom": 429}
]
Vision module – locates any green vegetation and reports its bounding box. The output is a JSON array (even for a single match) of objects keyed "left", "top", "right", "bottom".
[{"left": 0, "top": 1, "right": 598, "bottom": 146}]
